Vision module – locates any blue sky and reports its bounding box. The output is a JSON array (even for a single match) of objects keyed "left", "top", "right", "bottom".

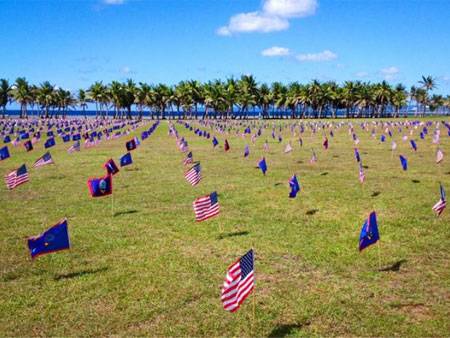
[{"left": 1, "top": 0, "right": 449, "bottom": 94}]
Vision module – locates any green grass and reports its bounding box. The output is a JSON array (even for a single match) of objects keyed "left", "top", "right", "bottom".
[{"left": 0, "top": 118, "right": 449, "bottom": 337}]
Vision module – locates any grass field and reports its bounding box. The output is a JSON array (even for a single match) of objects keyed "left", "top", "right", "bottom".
[{"left": 0, "top": 118, "right": 449, "bottom": 337}]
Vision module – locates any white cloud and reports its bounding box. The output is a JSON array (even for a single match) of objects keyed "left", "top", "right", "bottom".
[
  {"left": 263, "top": 0, "right": 317, "bottom": 18},
  {"left": 355, "top": 71, "right": 369, "bottom": 78},
  {"left": 103, "top": 0, "right": 125, "bottom": 5},
  {"left": 217, "top": 12, "right": 289, "bottom": 35},
  {"left": 380, "top": 66, "right": 399, "bottom": 80},
  {"left": 296, "top": 50, "right": 337, "bottom": 62},
  {"left": 217, "top": 0, "right": 317, "bottom": 35},
  {"left": 120, "top": 66, "right": 132, "bottom": 75},
  {"left": 261, "top": 46, "right": 291, "bottom": 57}
]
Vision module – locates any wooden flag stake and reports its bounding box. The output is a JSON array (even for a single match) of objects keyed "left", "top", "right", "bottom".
[{"left": 377, "top": 240, "right": 382, "bottom": 271}]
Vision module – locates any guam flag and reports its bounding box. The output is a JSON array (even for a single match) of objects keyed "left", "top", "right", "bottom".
[
  {"left": 24, "top": 140, "right": 33, "bottom": 152},
  {"left": 410, "top": 139, "right": 417, "bottom": 151},
  {"left": 354, "top": 148, "right": 361, "bottom": 162},
  {"left": 27, "top": 219, "right": 70, "bottom": 259},
  {"left": 104, "top": 158, "right": 120, "bottom": 175},
  {"left": 359, "top": 211, "right": 380, "bottom": 252},
  {"left": 224, "top": 139, "right": 230, "bottom": 152},
  {"left": 289, "top": 174, "right": 300, "bottom": 198},
  {"left": 258, "top": 157, "right": 267, "bottom": 175},
  {"left": 0, "top": 146, "right": 10, "bottom": 160},
  {"left": 212, "top": 136, "right": 219, "bottom": 148},
  {"left": 44, "top": 137, "right": 56, "bottom": 149},
  {"left": 399, "top": 155, "right": 408, "bottom": 171},
  {"left": 244, "top": 144, "right": 250, "bottom": 157},
  {"left": 120, "top": 152, "right": 133, "bottom": 167},
  {"left": 87, "top": 174, "right": 113, "bottom": 197},
  {"left": 126, "top": 139, "right": 137, "bottom": 151},
  {"left": 322, "top": 137, "right": 329, "bottom": 150}
]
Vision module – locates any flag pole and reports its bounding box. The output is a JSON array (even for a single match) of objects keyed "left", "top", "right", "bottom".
[
  {"left": 111, "top": 194, "right": 114, "bottom": 219},
  {"left": 252, "top": 244, "right": 256, "bottom": 337},
  {"left": 377, "top": 240, "right": 382, "bottom": 270}
]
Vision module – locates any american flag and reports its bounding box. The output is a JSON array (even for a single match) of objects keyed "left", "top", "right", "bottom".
[
  {"left": 12, "top": 138, "right": 20, "bottom": 147},
  {"left": 358, "top": 162, "right": 365, "bottom": 183},
  {"left": 183, "top": 152, "right": 193, "bottom": 165},
  {"left": 432, "top": 184, "right": 446, "bottom": 216},
  {"left": 184, "top": 162, "right": 201, "bottom": 186},
  {"left": 310, "top": 149, "right": 317, "bottom": 164},
  {"left": 33, "top": 152, "right": 54, "bottom": 168},
  {"left": 68, "top": 141, "right": 80, "bottom": 153},
  {"left": 284, "top": 142, "right": 292, "bottom": 153},
  {"left": 5, "top": 164, "right": 29, "bottom": 190},
  {"left": 221, "top": 249, "right": 254, "bottom": 312},
  {"left": 436, "top": 148, "right": 444, "bottom": 164},
  {"left": 192, "top": 191, "right": 220, "bottom": 222}
]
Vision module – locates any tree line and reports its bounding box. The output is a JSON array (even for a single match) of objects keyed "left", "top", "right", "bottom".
[{"left": 0, "top": 75, "right": 448, "bottom": 119}]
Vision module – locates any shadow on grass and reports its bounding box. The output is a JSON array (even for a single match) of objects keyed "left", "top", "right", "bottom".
[
  {"left": 306, "top": 209, "right": 319, "bottom": 215},
  {"left": 268, "top": 322, "right": 310, "bottom": 338},
  {"left": 218, "top": 231, "right": 249, "bottom": 240},
  {"left": 114, "top": 209, "right": 139, "bottom": 217},
  {"left": 363, "top": 165, "right": 369, "bottom": 169},
  {"left": 54, "top": 267, "right": 108, "bottom": 281},
  {"left": 446, "top": 171, "right": 450, "bottom": 175},
  {"left": 379, "top": 259, "right": 407, "bottom": 272},
  {"left": 371, "top": 191, "right": 381, "bottom": 197},
  {"left": 125, "top": 168, "right": 140, "bottom": 171},
  {"left": 411, "top": 179, "right": 421, "bottom": 183},
  {"left": 296, "top": 160, "right": 303, "bottom": 164},
  {"left": 320, "top": 172, "right": 328, "bottom": 176},
  {"left": 274, "top": 182, "right": 283, "bottom": 186}
]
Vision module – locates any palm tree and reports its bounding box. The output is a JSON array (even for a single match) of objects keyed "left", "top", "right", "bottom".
[
  {"left": 136, "top": 82, "right": 153, "bottom": 119},
  {"left": 342, "top": 81, "right": 357, "bottom": 118},
  {"left": 237, "top": 75, "right": 258, "bottom": 119},
  {"left": 11, "top": 77, "right": 32, "bottom": 118},
  {"left": 271, "top": 82, "right": 287, "bottom": 118},
  {"left": 88, "top": 81, "right": 109, "bottom": 118},
  {"left": 419, "top": 75, "right": 436, "bottom": 92},
  {"left": 123, "top": 79, "right": 137, "bottom": 119},
  {"left": 78, "top": 89, "right": 89, "bottom": 118},
  {"left": 0, "top": 79, "right": 12, "bottom": 118},
  {"left": 36, "top": 81, "right": 56, "bottom": 118},
  {"left": 374, "top": 81, "right": 392, "bottom": 117},
  {"left": 153, "top": 84, "right": 172, "bottom": 119},
  {"left": 257, "top": 83, "right": 272, "bottom": 119},
  {"left": 55, "top": 88, "right": 75, "bottom": 118},
  {"left": 391, "top": 84, "right": 407, "bottom": 117}
]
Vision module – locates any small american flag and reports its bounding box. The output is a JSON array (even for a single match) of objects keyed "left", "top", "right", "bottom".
[
  {"left": 310, "top": 149, "right": 317, "bottom": 164},
  {"left": 432, "top": 184, "right": 446, "bottom": 216},
  {"left": 184, "top": 162, "right": 201, "bottom": 186},
  {"left": 284, "top": 142, "right": 292, "bottom": 153},
  {"left": 221, "top": 249, "right": 254, "bottom": 312},
  {"left": 358, "top": 162, "right": 365, "bottom": 183},
  {"left": 33, "top": 152, "right": 54, "bottom": 168},
  {"left": 5, "top": 164, "right": 29, "bottom": 190},
  {"left": 68, "top": 141, "right": 80, "bottom": 153},
  {"left": 183, "top": 152, "right": 193, "bottom": 165},
  {"left": 436, "top": 148, "right": 444, "bottom": 164},
  {"left": 193, "top": 191, "right": 220, "bottom": 222}
]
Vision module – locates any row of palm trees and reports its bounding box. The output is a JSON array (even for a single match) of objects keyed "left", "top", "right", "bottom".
[{"left": 0, "top": 75, "right": 448, "bottom": 119}]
